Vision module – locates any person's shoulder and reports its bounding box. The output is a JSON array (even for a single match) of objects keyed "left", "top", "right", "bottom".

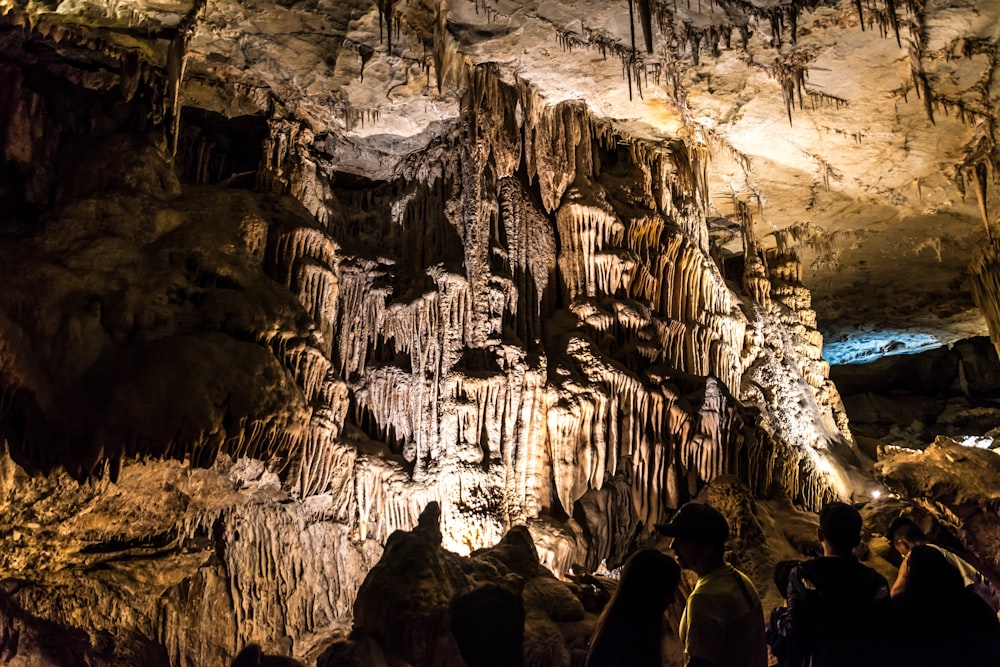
[
  {"left": 860, "top": 562, "right": 890, "bottom": 595},
  {"left": 793, "top": 557, "right": 886, "bottom": 594},
  {"left": 792, "top": 556, "right": 835, "bottom": 581},
  {"left": 690, "top": 571, "right": 740, "bottom": 600}
]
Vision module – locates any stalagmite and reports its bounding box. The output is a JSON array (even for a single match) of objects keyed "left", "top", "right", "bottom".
[{"left": 740, "top": 206, "right": 773, "bottom": 309}]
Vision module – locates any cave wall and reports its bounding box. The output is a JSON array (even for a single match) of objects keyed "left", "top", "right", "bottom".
[{"left": 0, "top": 7, "right": 870, "bottom": 663}]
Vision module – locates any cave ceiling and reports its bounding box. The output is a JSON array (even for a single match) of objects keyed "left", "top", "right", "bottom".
[{"left": 8, "top": 0, "right": 995, "bottom": 364}]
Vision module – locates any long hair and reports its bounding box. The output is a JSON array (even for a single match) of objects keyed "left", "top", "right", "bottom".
[{"left": 586, "top": 549, "right": 681, "bottom": 667}]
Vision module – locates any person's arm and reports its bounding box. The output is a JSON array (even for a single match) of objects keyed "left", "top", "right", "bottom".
[
  {"left": 779, "top": 564, "right": 813, "bottom": 666},
  {"left": 890, "top": 553, "right": 909, "bottom": 598},
  {"left": 779, "top": 567, "right": 802, "bottom": 638}
]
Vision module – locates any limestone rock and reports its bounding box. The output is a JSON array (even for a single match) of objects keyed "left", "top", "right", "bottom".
[
  {"left": 876, "top": 437, "right": 1000, "bottom": 580},
  {"left": 345, "top": 509, "right": 595, "bottom": 667}
]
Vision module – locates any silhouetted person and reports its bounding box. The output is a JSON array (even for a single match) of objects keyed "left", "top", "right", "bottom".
[
  {"left": 231, "top": 644, "right": 305, "bottom": 667},
  {"left": 890, "top": 543, "right": 1000, "bottom": 666},
  {"left": 657, "top": 502, "right": 767, "bottom": 667},
  {"left": 765, "top": 559, "right": 801, "bottom": 667},
  {"left": 449, "top": 584, "right": 525, "bottom": 667},
  {"left": 887, "top": 515, "right": 999, "bottom": 611},
  {"left": 779, "top": 502, "right": 889, "bottom": 667},
  {"left": 586, "top": 548, "right": 682, "bottom": 667}
]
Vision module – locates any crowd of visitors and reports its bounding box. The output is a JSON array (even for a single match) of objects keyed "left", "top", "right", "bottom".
[{"left": 586, "top": 501, "right": 1000, "bottom": 667}]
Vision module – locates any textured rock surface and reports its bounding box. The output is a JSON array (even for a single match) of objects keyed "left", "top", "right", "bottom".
[
  {"left": 875, "top": 437, "right": 1000, "bottom": 586},
  {"left": 331, "top": 504, "right": 595, "bottom": 667},
  {"left": 833, "top": 335, "right": 1000, "bottom": 450}
]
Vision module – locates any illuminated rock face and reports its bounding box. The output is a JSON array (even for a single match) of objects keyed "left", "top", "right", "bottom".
[
  {"left": 0, "top": 0, "right": 996, "bottom": 663},
  {"left": 875, "top": 437, "right": 1000, "bottom": 583}
]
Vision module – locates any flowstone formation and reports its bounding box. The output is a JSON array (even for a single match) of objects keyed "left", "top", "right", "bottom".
[{"left": 0, "top": 0, "right": 966, "bottom": 663}]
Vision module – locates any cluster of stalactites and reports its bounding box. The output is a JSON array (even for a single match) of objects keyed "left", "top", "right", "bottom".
[
  {"left": 955, "top": 122, "right": 1000, "bottom": 241},
  {"left": 243, "top": 60, "right": 814, "bottom": 565},
  {"left": 546, "top": 161, "right": 755, "bottom": 528},
  {"left": 349, "top": 360, "right": 551, "bottom": 553},
  {"left": 728, "top": 226, "right": 858, "bottom": 509},
  {"left": 970, "top": 242, "right": 1000, "bottom": 361},
  {"left": 0, "top": 4, "right": 167, "bottom": 109},
  {"left": 464, "top": 66, "right": 713, "bottom": 231},
  {"left": 556, "top": 176, "right": 744, "bottom": 385},
  {"left": 546, "top": 335, "right": 761, "bottom": 529},
  {"left": 166, "top": 496, "right": 381, "bottom": 657}
]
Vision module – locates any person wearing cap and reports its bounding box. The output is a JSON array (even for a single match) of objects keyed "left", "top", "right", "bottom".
[
  {"left": 657, "top": 502, "right": 767, "bottom": 667},
  {"left": 778, "top": 502, "right": 889, "bottom": 667}
]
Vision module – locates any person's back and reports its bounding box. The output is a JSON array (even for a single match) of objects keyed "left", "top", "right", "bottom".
[
  {"left": 780, "top": 502, "right": 888, "bottom": 667},
  {"left": 765, "top": 559, "right": 800, "bottom": 667},
  {"left": 888, "top": 516, "right": 1000, "bottom": 611},
  {"left": 783, "top": 556, "right": 889, "bottom": 666},
  {"left": 232, "top": 645, "right": 305, "bottom": 667},
  {"left": 891, "top": 544, "right": 1000, "bottom": 667}
]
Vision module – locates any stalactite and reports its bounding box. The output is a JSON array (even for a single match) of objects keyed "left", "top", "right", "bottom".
[
  {"left": 772, "top": 60, "right": 807, "bottom": 126},
  {"left": 956, "top": 122, "right": 999, "bottom": 240},
  {"left": 344, "top": 107, "right": 381, "bottom": 131},
  {"left": 806, "top": 90, "right": 849, "bottom": 112},
  {"left": 291, "top": 413, "right": 355, "bottom": 503},
  {"left": 431, "top": 0, "right": 465, "bottom": 93},
  {"left": 970, "top": 244, "right": 1000, "bottom": 361},
  {"left": 519, "top": 89, "right": 591, "bottom": 212},
  {"left": 556, "top": 189, "right": 627, "bottom": 300},
  {"left": 332, "top": 260, "right": 390, "bottom": 378},
  {"left": 498, "top": 177, "right": 555, "bottom": 343},
  {"left": 293, "top": 261, "right": 338, "bottom": 357},
  {"left": 468, "top": 65, "right": 522, "bottom": 178},
  {"left": 165, "top": 0, "right": 206, "bottom": 156},
  {"left": 632, "top": 0, "right": 653, "bottom": 54},
  {"left": 377, "top": 0, "right": 396, "bottom": 56},
  {"left": 269, "top": 226, "right": 338, "bottom": 290},
  {"left": 738, "top": 201, "right": 771, "bottom": 310}
]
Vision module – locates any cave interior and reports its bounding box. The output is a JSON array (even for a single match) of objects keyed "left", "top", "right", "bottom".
[{"left": 2, "top": 0, "right": 1000, "bottom": 664}]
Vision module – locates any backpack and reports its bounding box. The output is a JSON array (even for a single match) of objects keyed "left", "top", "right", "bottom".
[{"left": 780, "top": 558, "right": 889, "bottom": 667}]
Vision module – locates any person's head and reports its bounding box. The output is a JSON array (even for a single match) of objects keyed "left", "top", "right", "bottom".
[
  {"left": 656, "top": 502, "right": 730, "bottom": 576},
  {"left": 886, "top": 516, "right": 927, "bottom": 557},
  {"left": 449, "top": 584, "right": 525, "bottom": 667},
  {"left": 232, "top": 645, "right": 305, "bottom": 667},
  {"left": 610, "top": 548, "right": 682, "bottom": 614},
  {"left": 773, "top": 559, "right": 801, "bottom": 599},
  {"left": 901, "top": 544, "right": 964, "bottom": 599},
  {"left": 818, "top": 502, "right": 863, "bottom": 556}
]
